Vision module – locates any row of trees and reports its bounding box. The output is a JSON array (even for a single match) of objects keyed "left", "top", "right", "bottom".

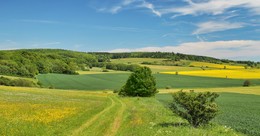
[{"left": 92, "top": 52, "right": 259, "bottom": 67}]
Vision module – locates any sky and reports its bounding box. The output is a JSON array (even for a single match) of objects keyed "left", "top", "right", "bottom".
[{"left": 0, "top": 0, "right": 260, "bottom": 61}]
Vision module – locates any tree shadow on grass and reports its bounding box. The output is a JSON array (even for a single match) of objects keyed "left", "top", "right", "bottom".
[{"left": 158, "top": 122, "right": 189, "bottom": 127}]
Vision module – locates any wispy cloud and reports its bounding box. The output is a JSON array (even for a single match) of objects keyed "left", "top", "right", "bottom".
[
  {"left": 20, "top": 19, "right": 60, "bottom": 24},
  {"left": 98, "top": 0, "right": 136, "bottom": 14},
  {"left": 109, "top": 40, "right": 260, "bottom": 61},
  {"left": 138, "top": 1, "right": 161, "bottom": 17},
  {"left": 193, "top": 21, "right": 244, "bottom": 34},
  {"left": 97, "top": 0, "right": 161, "bottom": 16},
  {"left": 160, "top": 0, "right": 260, "bottom": 16}
]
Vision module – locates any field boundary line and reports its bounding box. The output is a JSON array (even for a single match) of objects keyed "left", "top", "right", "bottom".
[{"left": 71, "top": 96, "right": 115, "bottom": 136}]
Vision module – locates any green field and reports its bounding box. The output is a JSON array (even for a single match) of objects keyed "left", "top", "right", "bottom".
[
  {"left": 37, "top": 73, "right": 260, "bottom": 90},
  {"left": 0, "top": 86, "right": 241, "bottom": 136},
  {"left": 156, "top": 92, "right": 260, "bottom": 136}
]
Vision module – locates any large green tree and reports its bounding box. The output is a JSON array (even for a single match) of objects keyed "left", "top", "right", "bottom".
[{"left": 119, "top": 66, "right": 158, "bottom": 97}]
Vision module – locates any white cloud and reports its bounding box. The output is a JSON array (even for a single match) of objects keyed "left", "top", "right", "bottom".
[
  {"left": 99, "top": 0, "right": 137, "bottom": 14},
  {"left": 98, "top": 0, "right": 161, "bottom": 16},
  {"left": 139, "top": 1, "right": 161, "bottom": 17},
  {"left": 109, "top": 40, "right": 260, "bottom": 61},
  {"left": 193, "top": 21, "right": 244, "bottom": 34},
  {"left": 160, "top": 0, "right": 260, "bottom": 16},
  {"left": 110, "top": 6, "right": 122, "bottom": 14}
]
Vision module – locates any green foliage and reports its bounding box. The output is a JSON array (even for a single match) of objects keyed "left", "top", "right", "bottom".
[
  {"left": 102, "top": 69, "right": 109, "bottom": 72},
  {"left": 157, "top": 92, "right": 260, "bottom": 136},
  {"left": 94, "top": 52, "right": 258, "bottom": 66},
  {"left": 113, "top": 89, "right": 119, "bottom": 93},
  {"left": 119, "top": 67, "right": 158, "bottom": 97},
  {"left": 170, "top": 90, "right": 219, "bottom": 127},
  {"left": 165, "top": 86, "right": 171, "bottom": 89},
  {"left": 243, "top": 80, "right": 251, "bottom": 87},
  {"left": 0, "top": 76, "right": 37, "bottom": 87},
  {"left": 0, "top": 49, "right": 96, "bottom": 77},
  {"left": 105, "top": 63, "right": 141, "bottom": 72}
]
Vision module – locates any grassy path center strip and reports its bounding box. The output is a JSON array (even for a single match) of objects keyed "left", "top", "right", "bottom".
[{"left": 71, "top": 96, "right": 115, "bottom": 136}]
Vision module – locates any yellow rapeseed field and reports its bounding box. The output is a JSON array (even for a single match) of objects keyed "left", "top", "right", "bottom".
[
  {"left": 190, "top": 62, "right": 245, "bottom": 69},
  {"left": 162, "top": 69, "right": 260, "bottom": 79}
]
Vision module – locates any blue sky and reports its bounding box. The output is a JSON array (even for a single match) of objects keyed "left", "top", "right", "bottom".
[{"left": 0, "top": 0, "right": 260, "bottom": 61}]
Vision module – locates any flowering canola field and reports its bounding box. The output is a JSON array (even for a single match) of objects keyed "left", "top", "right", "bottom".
[{"left": 162, "top": 69, "right": 260, "bottom": 79}]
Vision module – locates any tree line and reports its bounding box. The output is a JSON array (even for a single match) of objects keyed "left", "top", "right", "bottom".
[
  {"left": 92, "top": 52, "right": 259, "bottom": 67},
  {"left": 0, "top": 49, "right": 259, "bottom": 78}
]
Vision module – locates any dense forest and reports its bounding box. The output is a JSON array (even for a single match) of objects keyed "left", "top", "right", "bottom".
[
  {"left": 0, "top": 49, "right": 259, "bottom": 78},
  {"left": 0, "top": 49, "right": 96, "bottom": 77}
]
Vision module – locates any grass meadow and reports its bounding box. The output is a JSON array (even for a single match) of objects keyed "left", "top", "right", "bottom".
[
  {"left": 0, "top": 86, "right": 242, "bottom": 136},
  {"left": 0, "top": 86, "right": 111, "bottom": 136}
]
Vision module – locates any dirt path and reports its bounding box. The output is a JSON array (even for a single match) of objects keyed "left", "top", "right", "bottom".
[
  {"left": 71, "top": 96, "right": 116, "bottom": 136},
  {"left": 105, "top": 97, "right": 126, "bottom": 136}
]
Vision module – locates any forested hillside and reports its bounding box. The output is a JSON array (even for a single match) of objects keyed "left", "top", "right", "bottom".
[
  {"left": 0, "top": 49, "right": 259, "bottom": 78},
  {"left": 0, "top": 49, "right": 96, "bottom": 77}
]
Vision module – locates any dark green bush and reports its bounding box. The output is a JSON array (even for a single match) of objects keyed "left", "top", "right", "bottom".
[
  {"left": 102, "top": 69, "right": 109, "bottom": 72},
  {"left": 119, "top": 66, "right": 158, "bottom": 97},
  {"left": 170, "top": 90, "right": 219, "bottom": 127},
  {"left": 113, "top": 89, "right": 119, "bottom": 93},
  {"left": 243, "top": 80, "right": 251, "bottom": 87},
  {"left": 165, "top": 86, "right": 171, "bottom": 89}
]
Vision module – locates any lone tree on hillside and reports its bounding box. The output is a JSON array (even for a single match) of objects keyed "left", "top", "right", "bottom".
[
  {"left": 119, "top": 66, "right": 158, "bottom": 97},
  {"left": 170, "top": 90, "right": 219, "bottom": 127}
]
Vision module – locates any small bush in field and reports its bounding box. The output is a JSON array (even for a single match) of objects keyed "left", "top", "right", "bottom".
[
  {"left": 113, "top": 89, "right": 119, "bottom": 93},
  {"left": 243, "top": 80, "right": 251, "bottom": 87},
  {"left": 102, "top": 69, "right": 109, "bottom": 72},
  {"left": 170, "top": 90, "right": 219, "bottom": 127},
  {"left": 165, "top": 86, "right": 171, "bottom": 89}
]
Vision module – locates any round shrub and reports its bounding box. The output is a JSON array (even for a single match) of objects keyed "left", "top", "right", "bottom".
[
  {"left": 119, "top": 66, "right": 157, "bottom": 97},
  {"left": 170, "top": 90, "right": 219, "bottom": 127}
]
